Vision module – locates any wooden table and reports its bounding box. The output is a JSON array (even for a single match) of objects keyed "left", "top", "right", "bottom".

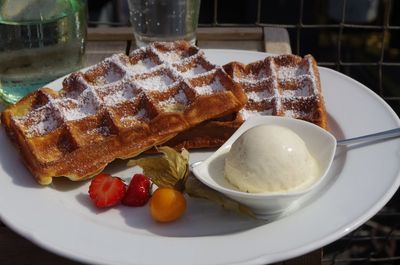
[{"left": 0, "top": 27, "right": 322, "bottom": 265}]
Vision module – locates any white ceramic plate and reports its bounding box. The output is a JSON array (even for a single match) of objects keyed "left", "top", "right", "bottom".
[{"left": 1, "top": 50, "right": 400, "bottom": 265}]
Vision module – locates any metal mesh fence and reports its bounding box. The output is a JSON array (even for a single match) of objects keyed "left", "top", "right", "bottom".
[
  {"left": 199, "top": 0, "right": 400, "bottom": 263},
  {"left": 198, "top": 0, "right": 400, "bottom": 114}
]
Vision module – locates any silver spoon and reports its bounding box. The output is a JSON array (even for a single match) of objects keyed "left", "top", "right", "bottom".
[
  {"left": 191, "top": 127, "right": 400, "bottom": 168},
  {"left": 337, "top": 127, "right": 400, "bottom": 146}
]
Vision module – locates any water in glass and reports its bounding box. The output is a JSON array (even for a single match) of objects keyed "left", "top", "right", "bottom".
[
  {"left": 0, "top": 0, "right": 87, "bottom": 104},
  {"left": 128, "top": 0, "right": 200, "bottom": 47}
]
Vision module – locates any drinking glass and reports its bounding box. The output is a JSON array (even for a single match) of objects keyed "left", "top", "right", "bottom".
[
  {"left": 127, "top": 0, "right": 201, "bottom": 47},
  {"left": 0, "top": 0, "right": 87, "bottom": 105}
]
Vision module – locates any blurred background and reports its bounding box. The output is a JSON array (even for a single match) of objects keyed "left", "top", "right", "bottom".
[{"left": 87, "top": 1, "right": 400, "bottom": 264}]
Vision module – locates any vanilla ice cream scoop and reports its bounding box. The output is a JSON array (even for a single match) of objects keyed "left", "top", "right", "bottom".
[{"left": 224, "top": 124, "right": 319, "bottom": 193}]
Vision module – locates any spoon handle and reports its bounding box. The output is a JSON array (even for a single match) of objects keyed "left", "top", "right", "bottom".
[{"left": 337, "top": 127, "right": 400, "bottom": 146}]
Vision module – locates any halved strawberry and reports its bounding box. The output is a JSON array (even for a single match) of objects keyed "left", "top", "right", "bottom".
[
  {"left": 88, "top": 173, "right": 127, "bottom": 208},
  {"left": 122, "top": 174, "right": 151, "bottom": 207}
]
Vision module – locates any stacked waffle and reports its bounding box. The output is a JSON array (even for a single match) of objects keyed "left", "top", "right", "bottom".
[
  {"left": 164, "top": 53, "right": 327, "bottom": 149},
  {"left": 1, "top": 41, "right": 327, "bottom": 185},
  {"left": 1, "top": 41, "right": 246, "bottom": 184}
]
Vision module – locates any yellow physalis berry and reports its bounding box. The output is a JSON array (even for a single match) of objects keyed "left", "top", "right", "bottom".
[{"left": 149, "top": 187, "right": 186, "bottom": 222}]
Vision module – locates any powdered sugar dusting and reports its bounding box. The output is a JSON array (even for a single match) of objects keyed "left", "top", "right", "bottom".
[
  {"left": 104, "top": 68, "right": 124, "bottom": 84},
  {"left": 101, "top": 84, "right": 137, "bottom": 106},
  {"left": 92, "top": 65, "right": 124, "bottom": 85},
  {"left": 240, "top": 109, "right": 273, "bottom": 120},
  {"left": 129, "top": 58, "right": 157, "bottom": 73},
  {"left": 134, "top": 74, "right": 174, "bottom": 91},
  {"left": 277, "top": 66, "right": 297, "bottom": 80},
  {"left": 30, "top": 114, "right": 59, "bottom": 136},
  {"left": 78, "top": 87, "right": 101, "bottom": 116},
  {"left": 55, "top": 99, "right": 86, "bottom": 121},
  {"left": 247, "top": 91, "right": 271, "bottom": 102},
  {"left": 103, "top": 89, "right": 126, "bottom": 106},
  {"left": 281, "top": 84, "right": 311, "bottom": 97},
  {"left": 157, "top": 52, "right": 182, "bottom": 63},
  {"left": 283, "top": 109, "right": 307, "bottom": 118},
  {"left": 196, "top": 77, "right": 224, "bottom": 95},
  {"left": 269, "top": 60, "right": 281, "bottom": 112},
  {"left": 307, "top": 57, "right": 319, "bottom": 94},
  {"left": 179, "top": 64, "right": 207, "bottom": 77},
  {"left": 15, "top": 105, "right": 61, "bottom": 137},
  {"left": 236, "top": 70, "right": 268, "bottom": 83},
  {"left": 277, "top": 63, "right": 309, "bottom": 79},
  {"left": 120, "top": 108, "right": 149, "bottom": 123}
]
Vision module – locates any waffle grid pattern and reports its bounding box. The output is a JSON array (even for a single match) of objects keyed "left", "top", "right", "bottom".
[
  {"left": 2, "top": 41, "right": 246, "bottom": 184},
  {"left": 164, "top": 54, "right": 327, "bottom": 150},
  {"left": 225, "top": 54, "right": 326, "bottom": 127}
]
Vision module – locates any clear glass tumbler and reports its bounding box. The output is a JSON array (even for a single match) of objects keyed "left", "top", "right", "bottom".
[
  {"left": 0, "top": 0, "right": 87, "bottom": 105},
  {"left": 127, "top": 0, "right": 201, "bottom": 47}
]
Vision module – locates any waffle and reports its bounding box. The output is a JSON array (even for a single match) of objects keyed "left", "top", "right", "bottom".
[
  {"left": 1, "top": 41, "right": 247, "bottom": 185},
  {"left": 164, "top": 54, "right": 328, "bottom": 149}
]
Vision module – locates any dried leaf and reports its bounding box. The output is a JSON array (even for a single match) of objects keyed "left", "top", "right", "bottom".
[{"left": 127, "top": 147, "right": 189, "bottom": 191}]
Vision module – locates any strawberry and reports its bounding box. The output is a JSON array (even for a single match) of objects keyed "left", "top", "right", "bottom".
[
  {"left": 122, "top": 174, "right": 151, "bottom": 207},
  {"left": 88, "top": 173, "right": 127, "bottom": 208}
]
